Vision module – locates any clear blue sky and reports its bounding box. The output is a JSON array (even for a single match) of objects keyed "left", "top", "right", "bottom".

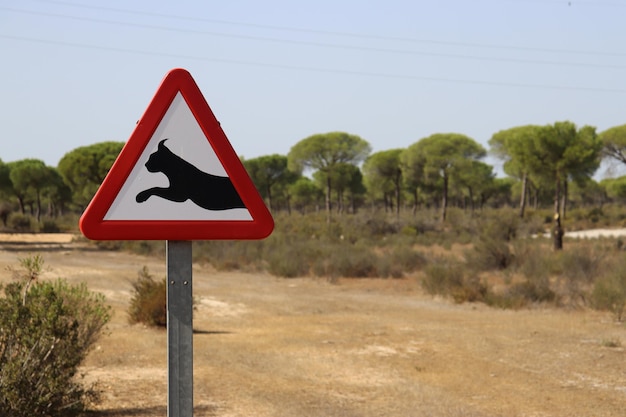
[{"left": 1, "top": 0, "right": 625, "bottom": 177}]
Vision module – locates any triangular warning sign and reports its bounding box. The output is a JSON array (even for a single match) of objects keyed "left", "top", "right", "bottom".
[{"left": 80, "top": 68, "right": 274, "bottom": 240}]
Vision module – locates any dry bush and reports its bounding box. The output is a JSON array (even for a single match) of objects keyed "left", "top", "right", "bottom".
[
  {"left": 421, "top": 259, "right": 488, "bottom": 303},
  {"left": 556, "top": 244, "right": 605, "bottom": 307},
  {"left": 592, "top": 257, "right": 626, "bottom": 321},
  {"left": 128, "top": 266, "right": 167, "bottom": 327}
]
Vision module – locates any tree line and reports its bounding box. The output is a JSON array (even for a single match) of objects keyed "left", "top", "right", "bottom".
[{"left": 2, "top": 122, "right": 626, "bottom": 249}]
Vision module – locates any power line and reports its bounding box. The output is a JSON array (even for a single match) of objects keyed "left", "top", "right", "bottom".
[
  {"left": 23, "top": 0, "right": 626, "bottom": 58},
  {"left": 1, "top": 33, "right": 624, "bottom": 94},
  {"left": 3, "top": 6, "right": 626, "bottom": 71}
]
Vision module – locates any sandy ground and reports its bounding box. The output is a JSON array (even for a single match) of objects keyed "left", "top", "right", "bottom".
[{"left": 0, "top": 233, "right": 624, "bottom": 417}]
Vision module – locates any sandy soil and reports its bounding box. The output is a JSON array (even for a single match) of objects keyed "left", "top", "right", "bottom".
[{"left": 0, "top": 233, "right": 624, "bottom": 417}]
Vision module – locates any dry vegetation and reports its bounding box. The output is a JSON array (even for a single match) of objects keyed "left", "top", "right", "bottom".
[{"left": 0, "top": 223, "right": 624, "bottom": 416}]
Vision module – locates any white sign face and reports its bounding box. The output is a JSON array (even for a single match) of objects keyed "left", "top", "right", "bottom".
[{"left": 104, "top": 92, "right": 252, "bottom": 221}]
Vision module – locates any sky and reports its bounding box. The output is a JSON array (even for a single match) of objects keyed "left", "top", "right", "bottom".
[{"left": 1, "top": 0, "right": 625, "bottom": 178}]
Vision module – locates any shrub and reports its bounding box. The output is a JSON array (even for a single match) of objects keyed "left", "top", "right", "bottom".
[
  {"left": 41, "top": 219, "right": 61, "bottom": 233},
  {"left": 487, "top": 267, "right": 556, "bottom": 309},
  {"left": 511, "top": 240, "right": 551, "bottom": 281},
  {"left": 422, "top": 261, "right": 464, "bottom": 296},
  {"left": 557, "top": 245, "right": 604, "bottom": 307},
  {"left": 266, "top": 242, "right": 312, "bottom": 278},
  {"left": 0, "top": 203, "right": 12, "bottom": 228},
  {"left": 8, "top": 213, "right": 32, "bottom": 232},
  {"left": 421, "top": 260, "right": 489, "bottom": 303},
  {"left": 0, "top": 256, "right": 111, "bottom": 417},
  {"left": 467, "top": 236, "right": 513, "bottom": 271},
  {"left": 128, "top": 266, "right": 167, "bottom": 327},
  {"left": 592, "top": 263, "right": 626, "bottom": 321},
  {"left": 194, "top": 240, "right": 266, "bottom": 272},
  {"left": 315, "top": 244, "right": 379, "bottom": 279},
  {"left": 509, "top": 279, "right": 555, "bottom": 304},
  {"left": 465, "top": 212, "right": 518, "bottom": 272},
  {"left": 387, "top": 245, "right": 427, "bottom": 273}
]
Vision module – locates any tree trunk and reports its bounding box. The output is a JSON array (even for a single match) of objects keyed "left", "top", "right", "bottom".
[
  {"left": 394, "top": 173, "right": 401, "bottom": 222},
  {"left": 561, "top": 179, "right": 568, "bottom": 221},
  {"left": 553, "top": 176, "right": 563, "bottom": 251},
  {"left": 519, "top": 173, "right": 528, "bottom": 218},
  {"left": 468, "top": 186, "right": 475, "bottom": 214},
  {"left": 441, "top": 174, "right": 448, "bottom": 222},
  {"left": 325, "top": 176, "right": 332, "bottom": 224},
  {"left": 17, "top": 196, "right": 25, "bottom": 214},
  {"left": 412, "top": 189, "right": 418, "bottom": 217},
  {"left": 36, "top": 191, "right": 42, "bottom": 223},
  {"left": 266, "top": 184, "right": 273, "bottom": 212}
]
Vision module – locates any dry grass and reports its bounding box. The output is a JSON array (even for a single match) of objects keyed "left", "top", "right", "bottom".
[{"left": 0, "top": 234, "right": 624, "bottom": 417}]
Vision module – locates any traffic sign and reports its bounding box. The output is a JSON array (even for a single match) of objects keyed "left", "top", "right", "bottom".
[{"left": 80, "top": 68, "right": 274, "bottom": 240}]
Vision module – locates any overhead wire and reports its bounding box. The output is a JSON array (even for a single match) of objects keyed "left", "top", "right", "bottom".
[
  {"left": 22, "top": 0, "right": 626, "bottom": 57},
  {"left": 2, "top": 34, "right": 624, "bottom": 94},
  {"left": 2, "top": 6, "right": 626, "bottom": 70},
  {"left": 2, "top": 0, "right": 624, "bottom": 93}
]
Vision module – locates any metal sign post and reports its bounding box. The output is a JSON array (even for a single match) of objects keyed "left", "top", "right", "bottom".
[
  {"left": 78, "top": 69, "right": 275, "bottom": 416},
  {"left": 166, "top": 240, "right": 194, "bottom": 417}
]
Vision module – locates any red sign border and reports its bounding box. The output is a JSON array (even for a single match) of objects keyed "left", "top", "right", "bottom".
[{"left": 79, "top": 68, "right": 274, "bottom": 240}]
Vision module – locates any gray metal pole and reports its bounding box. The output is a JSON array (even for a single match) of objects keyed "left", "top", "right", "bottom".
[{"left": 166, "top": 240, "right": 193, "bottom": 417}]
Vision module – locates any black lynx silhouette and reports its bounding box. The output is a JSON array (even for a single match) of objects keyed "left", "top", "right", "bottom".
[{"left": 135, "top": 139, "right": 245, "bottom": 210}]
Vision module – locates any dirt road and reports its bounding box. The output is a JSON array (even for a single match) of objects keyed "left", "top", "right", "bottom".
[{"left": 0, "top": 234, "right": 624, "bottom": 416}]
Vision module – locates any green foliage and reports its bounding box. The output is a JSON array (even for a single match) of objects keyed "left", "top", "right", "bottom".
[
  {"left": 403, "top": 133, "right": 487, "bottom": 221},
  {"left": 288, "top": 131, "right": 372, "bottom": 174},
  {"left": 289, "top": 177, "right": 324, "bottom": 214},
  {"left": 288, "top": 131, "right": 371, "bottom": 220},
  {"left": 7, "top": 159, "right": 58, "bottom": 221},
  {"left": 0, "top": 256, "right": 111, "bottom": 417},
  {"left": 0, "top": 159, "right": 11, "bottom": 197},
  {"left": 243, "top": 154, "right": 299, "bottom": 211},
  {"left": 601, "top": 176, "right": 626, "bottom": 203},
  {"left": 600, "top": 123, "right": 626, "bottom": 165},
  {"left": 362, "top": 149, "right": 403, "bottom": 213},
  {"left": 127, "top": 266, "right": 167, "bottom": 327},
  {"left": 57, "top": 141, "right": 124, "bottom": 209}
]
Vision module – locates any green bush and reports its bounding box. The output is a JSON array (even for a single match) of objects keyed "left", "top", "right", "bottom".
[
  {"left": 128, "top": 266, "right": 167, "bottom": 327},
  {"left": 0, "top": 256, "right": 111, "bottom": 417}
]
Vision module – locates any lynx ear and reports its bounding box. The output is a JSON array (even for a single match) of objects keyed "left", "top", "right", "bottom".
[{"left": 158, "top": 138, "right": 169, "bottom": 149}]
